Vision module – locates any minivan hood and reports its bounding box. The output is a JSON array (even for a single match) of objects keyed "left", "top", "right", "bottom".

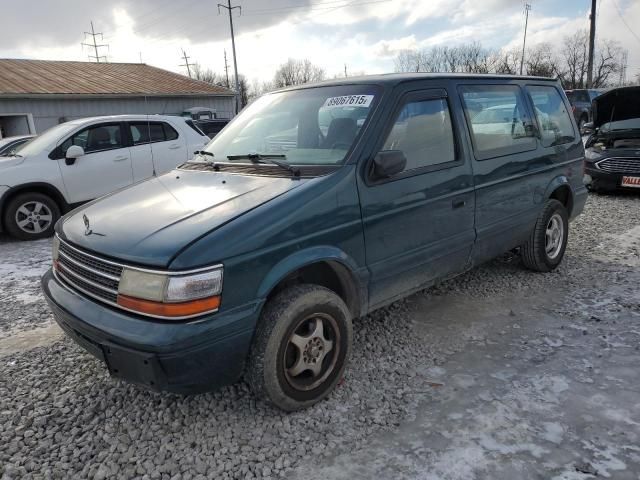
[
  {"left": 59, "top": 170, "right": 307, "bottom": 267},
  {"left": 592, "top": 86, "right": 640, "bottom": 129}
]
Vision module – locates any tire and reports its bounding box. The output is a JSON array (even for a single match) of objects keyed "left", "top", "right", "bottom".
[
  {"left": 3, "top": 192, "right": 60, "bottom": 240},
  {"left": 247, "top": 284, "right": 352, "bottom": 411},
  {"left": 521, "top": 199, "right": 569, "bottom": 272}
]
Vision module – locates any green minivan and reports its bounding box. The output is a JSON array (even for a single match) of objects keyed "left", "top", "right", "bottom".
[{"left": 42, "top": 74, "right": 587, "bottom": 410}]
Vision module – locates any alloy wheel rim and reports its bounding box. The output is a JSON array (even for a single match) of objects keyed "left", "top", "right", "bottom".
[
  {"left": 283, "top": 313, "right": 340, "bottom": 392},
  {"left": 15, "top": 201, "right": 53, "bottom": 234},
  {"left": 545, "top": 212, "right": 564, "bottom": 260}
]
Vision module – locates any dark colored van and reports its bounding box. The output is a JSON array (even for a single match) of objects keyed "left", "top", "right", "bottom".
[{"left": 42, "top": 74, "right": 587, "bottom": 410}]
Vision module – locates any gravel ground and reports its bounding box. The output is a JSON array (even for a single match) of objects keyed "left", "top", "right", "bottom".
[{"left": 0, "top": 192, "right": 639, "bottom": 480}]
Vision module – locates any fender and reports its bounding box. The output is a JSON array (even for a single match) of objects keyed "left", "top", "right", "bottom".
[
  {"left": 541, "top": 175, "right": 574, "bottom": 214},
  {"left": 257, "top": 245, "right": 369, "bottom": 316},
  {"left": 0, "top": 182, "right": 70, "bottom": 231}
]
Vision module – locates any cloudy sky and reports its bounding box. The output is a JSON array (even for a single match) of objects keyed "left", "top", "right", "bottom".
[{"left": 0, "top": 0, "right": 638, "bottom": 84}]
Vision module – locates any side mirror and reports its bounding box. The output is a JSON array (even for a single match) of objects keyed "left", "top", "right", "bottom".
[
  {"left": 581, "top": 122, "right": 595, "bottom": 136},
  {"left": 372, "top": 150, "right": 407, "bottom": 179},
  {"left": 65, "top": 145, "right": 84, "bottom": 165}
]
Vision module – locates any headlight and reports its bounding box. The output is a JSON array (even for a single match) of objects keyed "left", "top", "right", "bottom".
[
  {"left": 117, "top": 267, "right": 223, "bottom": 319},
  {"left": 585, "top": 149, "right": 603, "bottom": 162}
]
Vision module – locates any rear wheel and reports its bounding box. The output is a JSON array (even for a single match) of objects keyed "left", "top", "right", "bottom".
[
  {"left": 247, "top": 284, "right": 352, "bottom": 411},
  {"left": 3, "top": 192, "right": 60, "bottom": 240},
  {"left": 521, "top": 199, "right": 569, "bottom": 272}
]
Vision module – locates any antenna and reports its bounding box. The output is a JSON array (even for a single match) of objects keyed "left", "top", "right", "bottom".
[
  {"left": 519, "top": 3, "right": 531, "bottom": 75},
  {"left": 180, "top": 49, "right": 196, "bottom": 78},
  {"left": 81, "top": 21, "right": 108, "bottom": 63},
  {"left": 218, "top": 0, "right": 241, "bottom": 113}
]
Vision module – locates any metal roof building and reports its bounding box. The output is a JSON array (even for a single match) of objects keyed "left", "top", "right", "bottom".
[{"left": 0, "top": 59, "right": 235, "bottom": 138}]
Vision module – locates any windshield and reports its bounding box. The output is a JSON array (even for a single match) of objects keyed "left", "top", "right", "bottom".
[
  {"left": 15, "top": 123, "right": 77, "bottom": 157},
  {"left": 200, "top": 85, "right": 379, "bottom": 165}
]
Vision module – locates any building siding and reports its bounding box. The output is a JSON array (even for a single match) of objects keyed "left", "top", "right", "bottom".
[{"left": 0, "top": 96, "right": 235, "bottom": 133}]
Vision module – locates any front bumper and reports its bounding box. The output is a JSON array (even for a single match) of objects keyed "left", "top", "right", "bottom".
[
  {"left": 585, "top": 166, "right": 640, "bottom": 191},
  {"left": 41, "top": 269, "right": 261, "bottom": 394}
]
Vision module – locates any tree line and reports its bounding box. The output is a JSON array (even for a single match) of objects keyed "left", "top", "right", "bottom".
[
  {"left": 192, "top": 28, "right": 633, "bottom": 109},
  {"left": 393, "top": 30, "right": 627, "bottom": 89}
]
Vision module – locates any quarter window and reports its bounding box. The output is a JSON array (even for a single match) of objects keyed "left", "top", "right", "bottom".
[
  {"left": 380, "top": 97, "right": 456, "bottom": 173},
  {"left": 527, "top": 85, "right": 575, "bottom": 147},
  {"left": 460, "top": 85, "right": 536, "bottom": 159}
]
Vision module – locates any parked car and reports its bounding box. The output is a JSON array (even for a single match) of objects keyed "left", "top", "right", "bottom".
[
  {"left": 42, "top": 74, "right": 587, "bottom": 410},
  {"left": 193, "top": 118, "right": 230, "bottom": 139},
  {"left": 564, "top": 88, "right": 603, "bottom": 130},
  {"left": 0, "top": 135, "right": 34, "bottom": 156},
  {"left": 0, "top": 115, "right": 210, "bottom": 240},
  {"left": 583, "top": 86, "right": 640, "bottom": 192}
]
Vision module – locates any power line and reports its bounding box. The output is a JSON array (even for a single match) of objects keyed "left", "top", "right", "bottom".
[
  {"left": 218, "top": 0, "right": 241, "bottom": 113},
  {"left": 179, "top": 48, "right": 196, "bottom": 78},
  {"left": 81, "top": 21, "right": 109, "bottom": 62},
  {"left": 611, "top": 0, "right": 640, "bottom": 45}
]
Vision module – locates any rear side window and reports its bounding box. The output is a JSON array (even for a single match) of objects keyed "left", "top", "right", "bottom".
[
  {"left": 527, "top": 85, "right": 575, "bottom": 147},
  {"left": 380, "top": 97, "right": 456, "bottom": 172},
  {"left": 129, "top": 122, "right": 179, "bottom": 145},
  {"left": 460, "top": 84, "right": 536, "bottom": 160}
]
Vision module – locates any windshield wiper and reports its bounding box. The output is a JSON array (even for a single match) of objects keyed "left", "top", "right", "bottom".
[
  {"left": 227, "top": 153, "right": 300, "bottom": 177},
  {"left": 194, "top": 150, "right": 215, "bottom": 158}
]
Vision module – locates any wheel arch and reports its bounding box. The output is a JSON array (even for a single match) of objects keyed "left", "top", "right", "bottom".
[
  {"left": 544, "top": 176, "right": 574, "bottom": 217},
  {"left": 257, "top": 246, "right": 366, "bottom": 319},
  {"left": 0, "top": 183, "right": 68, "bottom": 230}
]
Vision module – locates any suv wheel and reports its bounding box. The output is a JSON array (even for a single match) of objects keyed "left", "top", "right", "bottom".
[
  {"left": 3, "top": 192, "right": 60, "bottom": 240},
  {"left": 247, "top": 284, "right": 352, "bottom": 411},
  {"left": 521, "top": 199, "right": 569, "bottom": 272}
]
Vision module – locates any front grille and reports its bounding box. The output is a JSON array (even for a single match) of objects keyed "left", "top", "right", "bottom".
[
  {"left": 56, "top": 239, "right": 123, "bottom": 305},
  {"left": 596, "top": 157, "right": 640, "bottom": 174}
]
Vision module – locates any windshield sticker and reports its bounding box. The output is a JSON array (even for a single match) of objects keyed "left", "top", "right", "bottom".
[{"left": 323, "top": 95, "right": 374, "bottom": 109}]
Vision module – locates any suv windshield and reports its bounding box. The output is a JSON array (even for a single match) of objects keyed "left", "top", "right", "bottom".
[{"left": 199, "top": 85, "right": 380, "bottom": 165}]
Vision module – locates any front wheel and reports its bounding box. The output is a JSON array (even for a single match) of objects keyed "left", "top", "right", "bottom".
[
  {"left": 3, "top": 192, "right": 60, "bottom": 240},
  {"left": 247, "top": 284, "right": 352, "bottom": 411},
  {"left": 521, "top": 199, "right": 569, "bottom": 272}
]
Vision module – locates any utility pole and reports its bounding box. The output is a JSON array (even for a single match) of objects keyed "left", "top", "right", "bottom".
[
  {"left": 218, "top": 0, "right": 241, "bottom": 113},
  {"left": 81, "top": 21, "right": 108, "bottom": 63},
  {"left": 519, "top": 3, "right": 531, "bottom": 75},
  {"left": 619, "top": 50, "right": 628, "bottom": 86},
  {"left": 180, "top": 49, "right": 196, "bottom": 78},
  {"left": 224, "top": 49, "right": 230, "bottom": 88},
  {"left": 586, "top": 0, "right": 597, "bottom": 88},
  {"left": 344, "top": 64, "right": 348, "bottom": 77}
]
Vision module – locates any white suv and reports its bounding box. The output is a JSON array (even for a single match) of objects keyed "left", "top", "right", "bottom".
[{"left": 0, "top": 115, "right": 210, "bottom": 240}]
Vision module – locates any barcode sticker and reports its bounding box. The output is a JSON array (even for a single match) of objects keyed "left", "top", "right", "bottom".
[{"left": 323, "top": 95, "right": 374, "bottom": 109}]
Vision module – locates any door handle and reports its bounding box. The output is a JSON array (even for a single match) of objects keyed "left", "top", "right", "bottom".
[
  {"left": 452, "top": 199, "right": 466, "bottom": 209},
  {"left": 113, "top": 156, "right": 128, "bottom": 162},
  {"left": 168, "top": 144, "right": 181, "bottom": 150}
]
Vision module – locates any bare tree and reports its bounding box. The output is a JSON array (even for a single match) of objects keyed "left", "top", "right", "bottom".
[
  {"left": 559, "top": 30, "right": 589, "bottom": 88},
  {"left": 273, "top": 58, "right": 325, "bottom": 88},
  {"left": 192, "top": 63, "right": 226, "bottom": 86},
  {"left": 524, "top": 43, "right": 560, "bottom": 78},
  {"left": 591, "top": 39, "right": 622, "bottom": 87},
  {"left": 394, "top": 43, "right": 498, "bottom": 74}
]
